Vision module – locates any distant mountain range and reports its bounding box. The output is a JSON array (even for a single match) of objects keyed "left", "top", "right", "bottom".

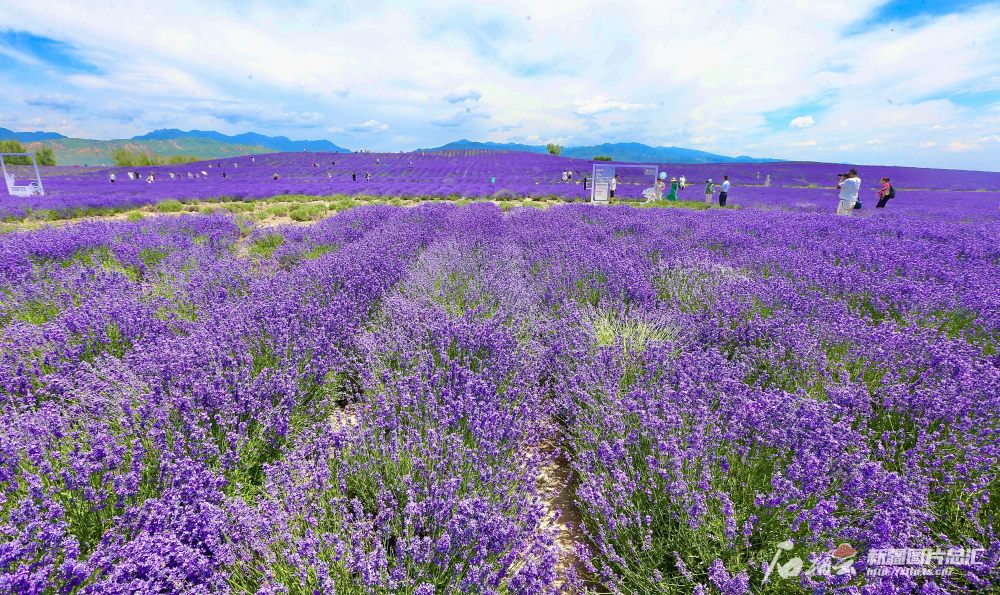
[
  {"left": 0, "top": 128, "right": 349, "bottom": 166},
  {"left": 1, "top": 127, "right": 775, "bottom": 166},
  {"left": 424, "top": 140, "right": 779, "bottom": 164},
  {"left": 132, "top": 129, "right": 349, "bottom": 153},
  {"left": 0, "top": 127, "right": 67, "bottom": 142}
]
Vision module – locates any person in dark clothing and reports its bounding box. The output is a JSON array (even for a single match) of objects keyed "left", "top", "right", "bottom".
[
  {"left": 352, "top": 172, "right": 357, "bottom": 181},
  {"left": 875, "top": 177, "right": 895, "bottom": 208},
  {"left": 719, "top": 175, "right": 730, "bottom": 207}
]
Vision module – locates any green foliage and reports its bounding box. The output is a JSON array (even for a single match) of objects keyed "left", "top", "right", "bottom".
[
  {"left": 34, "top": 146, "right": 56, "bottom": 166},
  {"left": 546, "top": 143, "right": 563, "bottom": 155},
  {"left": 301, "top": 244, "right": 337, "bottom": 260},
  {"left": 112, "top": 148, "right": 200, "bottom": 166},
  {"left": 289, "top": 204, "right": 327, "bottom": 222},
  {"left": 593, "top": 155, "right": 613, "bottom": 161},
  {"left": 634, "top": 200, "right": 713, "bottom": 211},
  {"left": 249, "top": 234, "right": 285, "bottom": 258},
  {"left": 0, "top": 140, "right": 30, "bottom": 164},
  {"left": 155, "top": 199, "right": 184, "bottom": 213}
]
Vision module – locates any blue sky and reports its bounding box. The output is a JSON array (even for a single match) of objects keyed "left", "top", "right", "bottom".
[{"left": 1, "top": 0, "right": 998, "bottom": 170}]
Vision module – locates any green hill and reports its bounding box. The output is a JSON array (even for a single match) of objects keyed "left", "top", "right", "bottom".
[{"left": 17, "top": 138, "right": 270, "bottom": 166}]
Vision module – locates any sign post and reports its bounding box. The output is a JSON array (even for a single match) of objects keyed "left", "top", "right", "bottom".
[{"left": 591, "top": 163, "right": 616, "bottom": 204}]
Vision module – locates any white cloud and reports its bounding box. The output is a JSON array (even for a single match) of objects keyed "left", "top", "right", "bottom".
[
  {"left": 980, "top": 135, "right": 1000, "bottom": 143},
  {"left": 789, "top": 115, "right": 815, "bottom": 128},
  {"left": 24, "top": 94, "right": 81, "bottom": 111},
  {"left": 443, "top": 87, "right": 482, "bottom": 103},
  {"left": 348, "top": 119, "right": 390, "bottom": 133},
  {"left": 574, "top": 95, "right": 655, "bottom": 116},
  {"left": 946, "top": 140, "right": 981, "bottom": 152},
  {"left": 0, "top": 0, "right": 997, "bottom": 168},
  {"left": 917, "top": 141, "right": 937, "bottom": 148},
  {"left": 432, "top": 109, "right": 489, "bottom": 127}
]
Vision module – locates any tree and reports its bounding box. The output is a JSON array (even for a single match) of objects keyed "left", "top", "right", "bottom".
[
  {"left": 0, "top": 140, "right": 30, "bottom": 165},
  {"left": 546, "top": 143, "right": 562, "bottom": 156},
  {"left": 112, "top": 148, "right": 160, "bottom": 166},
  {"left": 593, "top": 155, "right": 613, "bottom": 161},
  {"left": 112, "top": 147, "right": 199, "bottom": 166},
  {"left": 35, "top": 146, "right": 56, "bottom": 166}
]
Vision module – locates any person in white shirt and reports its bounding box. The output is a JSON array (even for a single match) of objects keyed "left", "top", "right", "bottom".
[
  {"left": 679, "top": 175, "right": 686, "bottom": 190},
  {"left": 609, "top": 174, "right": 618, "bottom": 200},
  {"left": 719, "top": 176, "right": 731, "bottom": 206},
  {"left": 836, "top": 169, "right": 861, "bottom": 215}
]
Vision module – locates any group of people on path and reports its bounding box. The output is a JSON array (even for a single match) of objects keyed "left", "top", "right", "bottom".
[
  {"left": 703, "top": 176, "right": 731, "bottom": 206},
  {"left": 835, "top": 169, "right": 895, "bottom": 215}
]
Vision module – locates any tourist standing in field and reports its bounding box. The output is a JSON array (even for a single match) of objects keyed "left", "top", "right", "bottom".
[
  {"left": 679, "top": 175, "right": 686, "bottom": 190},
  {"left": 704, "top": 179, "right": 714, "bottom": 203},
  {"left": 352, "top": 172, "right": 357, "bottom": 181},
  {"left": 764, "top": 174, "right": 771, "bottom": 187},
  {"left": 836, "top": 169, "right": 861, "bottom": 215},
  {"left": 609, "top": 174, "right": 618, "bottom": 200},
  {"left": 667, "top": 177, "right": 679, "bottom": 201},
  {"left": 719, "top": 176, "right": 730, "bottom": 206},
  {"left": 109, "top": 172, "right": 116, "bottom": 183},
  {"left": 876, "top": 177, "right": 894, "bottom": 208}
]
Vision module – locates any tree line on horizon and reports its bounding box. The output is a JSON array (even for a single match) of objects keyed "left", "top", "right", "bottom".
[
  {"left": 110, "top": 148, "right": 200, "bottom": 167},
  {"left": 0, "top": 140, "right": 56, "bottom": 166}
]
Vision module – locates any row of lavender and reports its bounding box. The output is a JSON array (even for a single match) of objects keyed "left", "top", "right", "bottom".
[
  {"left": 2, "top": 203, "right": 999, "bottom": 592},
  {"left": 5, "top": 152, "right": 999, "bottom": 218}
]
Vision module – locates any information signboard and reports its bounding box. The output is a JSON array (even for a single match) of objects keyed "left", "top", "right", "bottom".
[{"left": 591, "top": 164, "right": 616, "bottom": 203}]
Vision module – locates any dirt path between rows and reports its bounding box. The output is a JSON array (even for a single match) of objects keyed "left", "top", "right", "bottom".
[{"left": 536, "top": 437, "right": 588, "bottom": 593}]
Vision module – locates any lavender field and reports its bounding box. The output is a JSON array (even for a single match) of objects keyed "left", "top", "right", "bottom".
[
  {"left": 2, "top": 176, "right": 999, "bottom": 593},
  {"left": 4, "top": 151, "right": 1000, "bottom": 219}
]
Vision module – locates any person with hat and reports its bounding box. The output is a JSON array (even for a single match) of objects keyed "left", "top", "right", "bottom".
[
  {"left": 704, "top": 179, "right": 715, "bottom": 204},
  {"left": 667, "top": 177, "right": 679, "bottom": 201}
]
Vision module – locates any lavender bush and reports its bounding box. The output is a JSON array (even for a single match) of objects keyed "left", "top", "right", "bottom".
[
  {"left": 3, "top": 152, "right": 998, "bottom": 219},
  {"left": 1, "top": 198, "right": 998, "bottom": 593}
]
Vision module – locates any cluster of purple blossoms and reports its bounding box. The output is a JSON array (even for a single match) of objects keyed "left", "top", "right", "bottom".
[{"left": 1, "top": 191, "right": 998, "bottom": 593}]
